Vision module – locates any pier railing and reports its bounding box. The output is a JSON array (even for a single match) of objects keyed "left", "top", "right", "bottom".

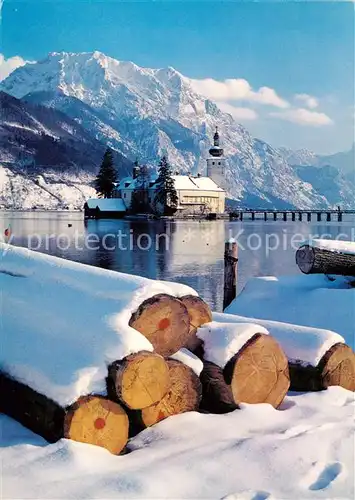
[{"left": 229, "top": 209, "right": 355, "bottom": 222}]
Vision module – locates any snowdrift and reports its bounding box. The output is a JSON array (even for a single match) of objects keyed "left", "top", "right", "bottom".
[{"left": 225, "top": 274, "right": 355, "bottom": 348}]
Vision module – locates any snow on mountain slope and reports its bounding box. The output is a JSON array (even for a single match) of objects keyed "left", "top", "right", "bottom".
[
  {"left": 0, "top": 164, "right": 96, "bottom": 210},
  {"left": 0, "top": 91, "right": 131, "bottom": 172},
  {"left": 0, "top": 51, "right": 347, "bottom": 209},
  {"left": 0, "top": 91, "right": 134, "bottom": 209},
  {"left": 277, "top": 147, "right": 319, "bottom": 167},
  {"left": 278, "top": 145, "right": 354, "bottom": 208}
]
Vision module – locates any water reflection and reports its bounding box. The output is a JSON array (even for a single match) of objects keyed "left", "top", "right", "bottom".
[{"left": 1, "top": 211, "right": 354, "bottom": 312}]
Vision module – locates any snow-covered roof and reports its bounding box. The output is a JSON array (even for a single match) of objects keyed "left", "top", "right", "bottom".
[
  {"left": 116, "top": 175, "right": 224, "bottom": 193},
  {"left": 171, "top": 175, "right": 224, "bottom": 192},
  {"left": 86, "top": 198, "right": 126, "bottom": 212},
  {"left": 192, "top": 176, "right": 224, "bottom": 191}
]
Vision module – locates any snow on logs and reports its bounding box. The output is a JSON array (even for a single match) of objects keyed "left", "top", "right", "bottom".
[
  {"left": 196, "top": 323, "right": 290, "bottom": 412},
  {"left": 5, "top": 243, "right": 353, "bottom": 456},
  {"left": 212, "top": 313, "right": 355, "bottom": 393},
  {"left": 296, "top": 239, "right": 355, "bottom": 278},
  {"left": 289, "top": 343, "right": 355, "bottom": 392}
]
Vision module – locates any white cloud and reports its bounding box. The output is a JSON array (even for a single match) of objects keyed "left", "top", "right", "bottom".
[
  {"left": 295, "top": 93, "right": 319, "bottom": 109},
  {"left": 270, "top": 108, "right": 333, "bottom": 126},
  {"left": 217, "top": 102, "right": 258, "bottom": 121},
  {"left": 190, "top": 77, "right": 289, "bottom": 109},
  {"left": 0, "top": 54, "right": 29, "bottom": 81}
]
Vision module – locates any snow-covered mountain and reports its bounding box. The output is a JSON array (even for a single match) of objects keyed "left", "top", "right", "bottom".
[
  {"left": 0, "top": 90, "right": 132, "bottom": 209},
  {"left": 319, "top": 144, "right": 354, "bottom": 180},
  {"left": 0, "top": 51, "right": 352, "bottom": 209},
  {"left": 277, "top": 145, "right": 354, "bottom": 208},
  {"left": 277, "top": 147, "right": 319, "bottom": 168}
]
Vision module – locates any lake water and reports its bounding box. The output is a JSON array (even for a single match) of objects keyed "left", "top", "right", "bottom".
[{"left": 1, "top": 211, "right": 354, "bottom": 311}]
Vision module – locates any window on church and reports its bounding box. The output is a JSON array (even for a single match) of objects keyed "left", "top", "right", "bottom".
[
  {"left": 218, "top": 162, "right": 221, "bottom": 165},
  {"left": 212, "top": 162, "right": 215, "bottom": 165}
]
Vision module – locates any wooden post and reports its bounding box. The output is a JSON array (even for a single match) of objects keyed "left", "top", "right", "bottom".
[
  {"left": 317, "top": 212, "right": 322, "bottom": 222},
  {"left": 223, "top": 240, "right": 238, "bottom": 311},
  {"left": 273, "top": 212, "right": 277, "bottom": 221},
  {"left": 292, "top": 213, "right": 296, "bottom": 222},
  {"left": 307, "top": 212, "right": 312, "bottom": 222},
  {"left": 298, "top": 212, "right": 302, "bottom": 221},
  {"left": 338, "top": 212, "right": 343, "bottom": 222},
  {"left": 283, "top": 212, "right": 287, "bottom": 221},
  {"left": 251, "top": 212, "right": 255, "bottom": 221},
  {"left": 264, "top": 212, "right": 267, "bottom": 221},
  {"left": 327, "top": 212, "right": 331, "bottom": 222},
  {"left": 240, "top": 211, "right": 243, "bottom": 221}
]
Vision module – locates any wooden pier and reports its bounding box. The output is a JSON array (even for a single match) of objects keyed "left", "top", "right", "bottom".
[{"left": 230, "top": 209, "right": 355, "bottom": 222}]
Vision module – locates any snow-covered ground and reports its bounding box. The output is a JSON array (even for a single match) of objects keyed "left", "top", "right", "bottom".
[
  {"left": 1, "top": 245, "right": 354, "bottom": 499},
  {"left": 2, "top": 387, "right": 354, "bottom": 499},
  {"left": 225, "top": 274, "right": 355, "bottom": 350}
]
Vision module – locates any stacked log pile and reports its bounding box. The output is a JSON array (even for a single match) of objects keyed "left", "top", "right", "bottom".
[{"left": 2, "top": 292, "right": 354, "bottom": 456}]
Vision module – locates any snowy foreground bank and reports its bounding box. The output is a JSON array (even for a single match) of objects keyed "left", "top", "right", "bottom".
[
  {"left": 2, "top": 387, "right": 354, "bottom": 499},
  {"left": 225, "top": 274, "right": 355, "bottom": 349},
  {"left": 1, "top": 244, "right": 354, "bottom": 499}
]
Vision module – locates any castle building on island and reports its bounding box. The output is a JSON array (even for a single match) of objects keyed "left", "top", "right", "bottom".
[{"left": 84, "top": 128, "right": 226, "bottom": 218}]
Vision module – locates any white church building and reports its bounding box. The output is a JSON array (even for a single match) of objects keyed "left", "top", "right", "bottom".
[{"left": 85, "top": 128, "right": 226, "bottom": 217}]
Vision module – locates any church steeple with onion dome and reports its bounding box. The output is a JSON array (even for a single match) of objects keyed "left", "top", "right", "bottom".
[{"left": 207, "top": 126, "right": 226, "bottom": 188}]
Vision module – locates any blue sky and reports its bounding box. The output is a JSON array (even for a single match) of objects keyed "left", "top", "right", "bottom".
[{"left": 0, "top": 0, "right": 354, "bottom": 154}]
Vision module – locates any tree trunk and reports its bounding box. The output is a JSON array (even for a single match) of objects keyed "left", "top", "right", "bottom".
[
  {"left": 129, "top": 294, "right": 191, "bottom": 356},
  {"left": 289, "top": 343, "right": 355, "bottom": 392},
  {"left": 107, "top": 351, "right": 171, "bottom": 410},
  {"left": 296, "top": 244, "right": 355, "bottom": 276},
  {"left": 0, "top": 371, "right": 129, "bottom": 454},
  {"left": 200, "top": 334, "right": 290, "bottom": 413},
  {"left": 180, "top": 295, "right": 212, "bottom": 352},
  {"left": 131, "top": 359, "right": 202, "bottom": 431}
]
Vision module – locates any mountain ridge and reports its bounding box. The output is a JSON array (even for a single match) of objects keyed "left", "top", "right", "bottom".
[{"left": 0, "top": 51, "right": 353, "bottom": 210}]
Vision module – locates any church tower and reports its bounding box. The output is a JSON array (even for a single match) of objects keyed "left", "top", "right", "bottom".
[{"left": 206, "top": 126, "right": 226, "bottom": 188}]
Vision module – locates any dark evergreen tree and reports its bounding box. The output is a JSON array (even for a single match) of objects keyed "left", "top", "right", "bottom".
[
  {"left": 153, "top": 156, "right": 178, "bottom": 214},
  {"left": 130, "top": 163, "right": 151, "bottom": 214},
  {"left": 94, "top": 148, "right": 117, "bottom": 198}
]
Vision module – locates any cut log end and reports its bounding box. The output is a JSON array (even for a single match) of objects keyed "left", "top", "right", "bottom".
[
  {"left": 129, "top": 294, "right": 190, "bottom": 356},
  {"left": 319, "top": 343, "right": 355, "bottom": 391},
  {"left": 64, "top": 396, "right": 129, "bottom": 455},
  {"left": 180, "top": 295, "right": 212, "bottom": 352},
  {"left": 296, "top": 244, "right": 355, "bottom": 276},
  {"left": 225, "top": 333, "right": 290, "bottom": 408},
  {"left": 139, "top": 359, "right": 202, "bottom": 427},
  {"left": 108, "top": 351, "right": 170, "bottom": 410},
  {"left": 296, "top": 245, "right": 315, "bottom": 274}
]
